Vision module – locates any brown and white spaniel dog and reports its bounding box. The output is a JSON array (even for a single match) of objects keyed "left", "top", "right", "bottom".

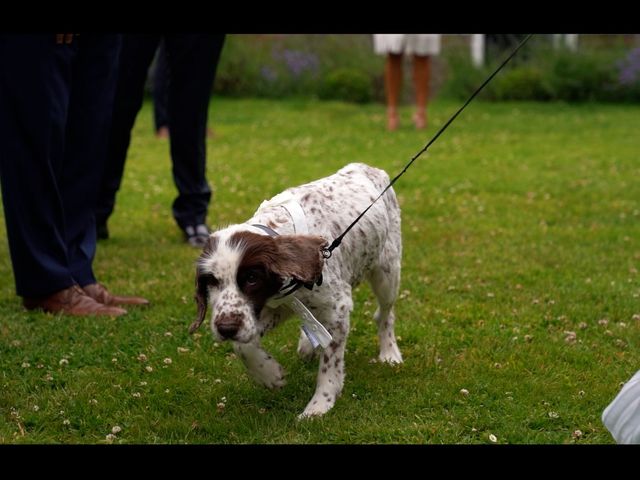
[{"left": 190, "top": 163, "right": 403, "bottom": 418}]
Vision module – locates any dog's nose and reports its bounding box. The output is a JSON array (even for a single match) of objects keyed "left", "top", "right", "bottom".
[{"left": 215, "top": 312, "right": 243, "bottom": 339}]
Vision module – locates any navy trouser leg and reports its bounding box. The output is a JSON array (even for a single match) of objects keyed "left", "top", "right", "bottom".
[
  {"left": 0, "top": 34, "right": 121, "bottom": 297},
  {"left": 165, "top": 34, "right": 225, "bottom": 229},
  {"left": 95, "top": 34, "right": 159, "bottom": 226},
  {"left": 0, "top": 35, "right": 75, "bottom": 297},
  {"left": 152, "top": 40, "right": 170, "bottom": 132},
  {"left": 63, "top": 34, "right": 121, "bottom": 286}
]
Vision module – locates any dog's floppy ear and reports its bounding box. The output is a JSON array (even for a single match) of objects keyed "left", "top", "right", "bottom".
[
  {"left": 270, "top": 234, "right": 328, "bottom": 287},
  {"left": 189, "top": 236, "right": 217, "bottom": 334},
  {"left": 190, "top": 269, "right": 209, "bottom": 334}
]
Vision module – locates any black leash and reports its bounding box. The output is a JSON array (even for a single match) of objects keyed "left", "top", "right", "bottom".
[{"left": 322, "top": 33, "right": 533, "bottom": 259}]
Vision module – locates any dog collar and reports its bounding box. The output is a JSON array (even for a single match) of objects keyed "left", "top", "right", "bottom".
[{"left": 255, "top": 191, "right": 309, "bottom": 234}]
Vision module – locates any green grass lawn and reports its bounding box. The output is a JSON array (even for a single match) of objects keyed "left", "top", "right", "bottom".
[{"left": 1, "top": 97, "right": 639, "bottom": 444}]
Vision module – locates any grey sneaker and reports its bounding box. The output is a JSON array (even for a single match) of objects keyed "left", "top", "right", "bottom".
[{"left": 184, "top": 224, "right": 210, "bottom": 248}]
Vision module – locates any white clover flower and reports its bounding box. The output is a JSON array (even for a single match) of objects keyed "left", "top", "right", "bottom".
[
  {"left": 145, "top": 366, "right": 153, "bottom": 372},
  {"left": 489, "top": 434, "right": 497, "bottom": 443},
  {"left": 548, "top": 411, "right": 559, "bottom": 419},
  {"left": 163, "top": 358, "right": 172, "bottom": 365},
  {"left": 89, "top": 399, "right": 98, "bottom": 405},
  {"left": 164, "top": 331, "right": 173, "bottom": 337},
  {"left": 59, "top": 358, "right": 69, "bottom": 366},
  {"left": 572, "top": 429, "right": 583, "bottom": 439},
  {"left": 105, "top": 433, "right": 116, "bottom": 444},
  {"left": 111, "top": 358, "right": 118, "bottom": 363},
  {"left": 216, "top": 402, "right": 225, "bottom": 411},
  {"left": 21, "top": 362, "right": 31, "bottom": 368},
  {"left": 460, "top": 388, "right": 470, "bottom": 396},
  {"left": 214, "top": 378, "right": 222, "bottom": 384},
  {"left": 33, "top": 405, "right": 39, "bottom": 412},
  {"left": 132, "top": 392, "right": 141, "bottom": 398},
  {"left": 137, "top": 353, "right": 148, "bottom": 362},
  {"left": 63, "top": 419, "right": 70, "bottom": 426},
  {"left": 111, "top": 425, "right": 122, "bottom": 434},
  {"left": 177, "top": 347, "right": 189, "bottom": 353}
]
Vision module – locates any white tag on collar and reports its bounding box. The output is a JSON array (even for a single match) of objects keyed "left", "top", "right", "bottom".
[
  {"left": 266, "top": 295, "right": 332, "bottom": 349},
  {"left": 289, "top": 297, "right": 333, "bottom": 349}
]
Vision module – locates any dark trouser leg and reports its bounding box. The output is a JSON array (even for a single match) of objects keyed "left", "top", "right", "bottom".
[
  {"left": 152, "top": 39, "right": 170, "bottom": 133},
  {"left": 94, "top": 34, "right": 159, "bottom": 226},
  {"left": 165, "top": 34, "right": 225, "bottom": 230},
  {"left": 62, "top": 34, "right": 121, "bottom": 286},
  {"left": 0, "top": 34, "right": 76, "bottom": 297}
]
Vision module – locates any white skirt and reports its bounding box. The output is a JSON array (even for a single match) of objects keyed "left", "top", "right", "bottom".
[
  {"left": 373, "top": 34, "right": 441, "bottom": 56},
  {"left": 602, "top": 369, "right": 640, "bottom": 444}
]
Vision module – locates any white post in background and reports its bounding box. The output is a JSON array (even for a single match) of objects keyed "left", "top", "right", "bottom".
[
  {"left": 565, "top": 34, "right": 578, "bottom": 51},
  {"left": 553, "top": 34, "right": 579, "bottom": 51},
  {"left": 471, "top": 34, "right": 485, "bottom": 67}
]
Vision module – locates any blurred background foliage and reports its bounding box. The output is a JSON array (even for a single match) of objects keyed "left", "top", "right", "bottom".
[{"left": 192, "top": 34, "right": 640, "bottom": 104}]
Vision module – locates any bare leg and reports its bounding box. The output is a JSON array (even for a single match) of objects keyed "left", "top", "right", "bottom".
[
  {"left": 384, "top": 53, "right": 403, "bottom": 131},
  {"left": 412, "top": 54, "right": 431, "bottom": 129}
]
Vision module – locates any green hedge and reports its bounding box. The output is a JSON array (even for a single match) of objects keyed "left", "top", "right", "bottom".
[
  {"left": 441, "top": 44, "right": 640, "bottom": 103},
  {"left": 211, "top": 35, "right": 640, "bottom": 104}
]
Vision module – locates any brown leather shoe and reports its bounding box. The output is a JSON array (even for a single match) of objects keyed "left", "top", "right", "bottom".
[
  {"left": 82, "top": 282, "right": 150, "bottom": 307},
  {"left": 23, "top": 285, "right": 127, "bottom": 317}
]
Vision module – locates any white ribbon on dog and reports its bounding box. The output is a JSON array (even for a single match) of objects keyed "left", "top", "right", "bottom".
[{"left": 258, "top": 191, "right": 332, "bottom": 350}]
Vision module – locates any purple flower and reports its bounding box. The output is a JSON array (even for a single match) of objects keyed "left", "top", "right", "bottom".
[
  {"left": 273, "top": 49, "right": 319, "bottom": 78},
  {"left": 260, "top": 66, "right": 278, "bottom": 83},
  {"left": 617, "top": 48, "right": 640, "bottom": 86}
]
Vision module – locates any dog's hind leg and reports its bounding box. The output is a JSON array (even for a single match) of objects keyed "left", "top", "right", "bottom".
[{"left": 368, "top": 234, "right": 403, "bottom": 365}]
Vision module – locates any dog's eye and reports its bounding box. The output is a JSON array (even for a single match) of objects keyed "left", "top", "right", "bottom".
[{"left": 238, "top": 268, "right": 263, "bottom": 290}]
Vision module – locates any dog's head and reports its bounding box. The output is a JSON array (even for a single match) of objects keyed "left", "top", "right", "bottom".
[{"left": 190, "top": 226, "right": 327, "bottom": 343}]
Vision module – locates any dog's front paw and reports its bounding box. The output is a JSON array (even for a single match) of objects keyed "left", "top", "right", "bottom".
[
  {"left": 379, "top": 343, "right": 403, "bottom": 364},
  {"left": 248, "top": 361, "right": 286, "bottom": 390},
  {"left": 298, "top": 393, "right": 335, "bottom": 419}
]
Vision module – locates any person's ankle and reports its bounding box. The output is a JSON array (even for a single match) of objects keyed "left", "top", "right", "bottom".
[{"left": 387, "top": 108, "right": 399, "bottom": 131}]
